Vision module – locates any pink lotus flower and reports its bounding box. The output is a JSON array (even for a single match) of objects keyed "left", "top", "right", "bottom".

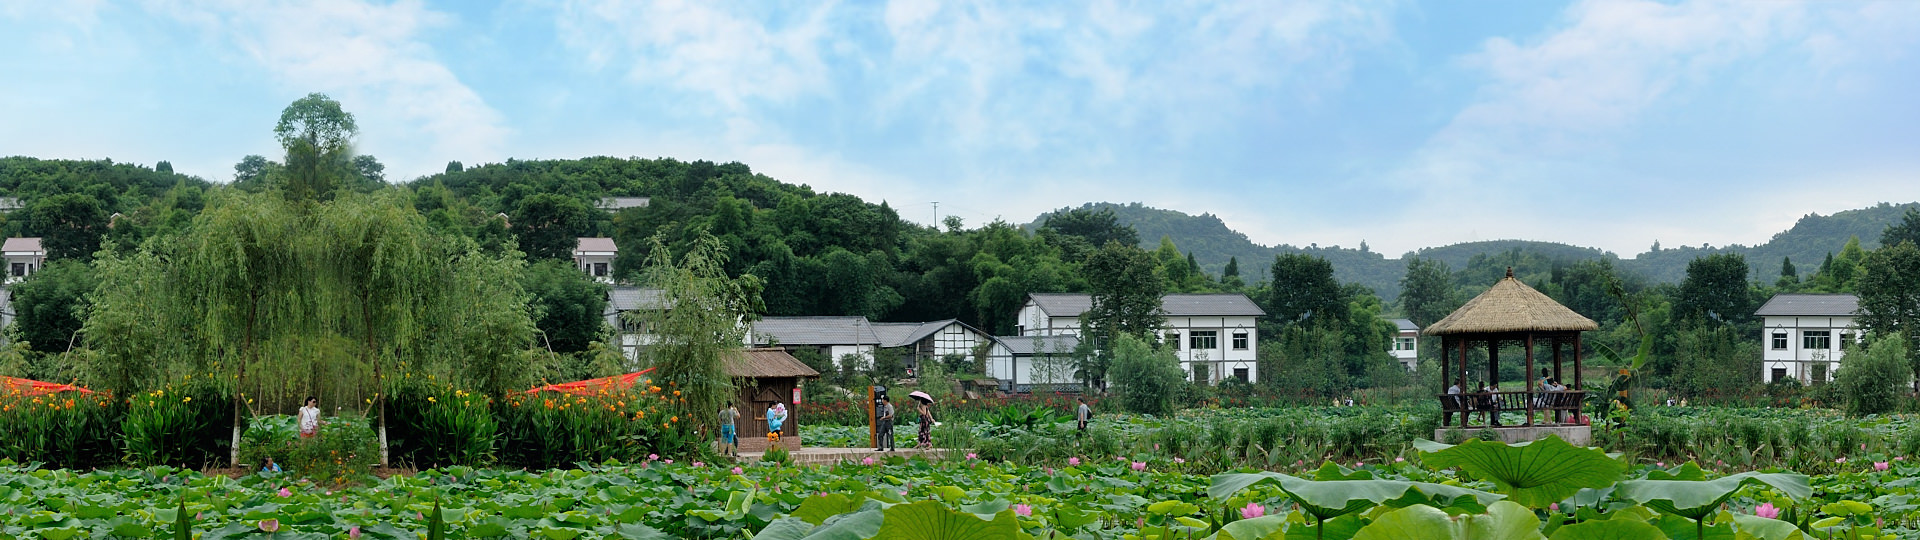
[
  {"left": 259, "top": 519, "right": 280, "bottom": 533},
  {"left": 732, "top": 467, "right": 744, "bottom": 475},
  {"left": 1755, "top": 502, "right": 1779, "bottom": 519},
  {"left": 664, "top": 459, "right": 673, "bottom": 464},
  {"left": 1173, "top": 457, "right": 1185, "bottom": 464},
  {"left": 1068, "top": 457, "right": 1081, "bottom": 466},
  {"left": 967, "top": 453, "right": 978, "bottom": 460},
  {"left": 278, "top": 487, "right": 292, "bottom": 498},
  {"left": 900, "top": 490, "right": 908, "bottom": 496},
  {"left": 1836, "top": 457, "right": 1848, "bottom": 464},
  {"left": 1395, "top": 457, "right": 1405, "bottom": 463},
  {"left": 1240, "top": 503, "right": 1266, "bottom": 519},
  {"left": 862, "top": 457, "right": 875, "bottom": 466},
  {"left": 349, "top": 525, "right": 362, "bottom": 540},
  {"left": 1131, "top": 461, "right": 1146, "bottom": 472},
  {"left": 1014, "top": 503, "right": 1033, "bottom": 517},
  {"left": 1876, "top": 461, "right": 1890, "bottom": 471},
  {"left": 692, "top": 461, "right": 703, "bottom": 468},
  {"left": 648, "top": 453, "right": 659, "bottom": 461},
  {"left": 1549, "top": 503, "right": 1559, "bottom": 512},
  {"left": 1655, "top": 462, "right": 1665, "bottom": 467}
]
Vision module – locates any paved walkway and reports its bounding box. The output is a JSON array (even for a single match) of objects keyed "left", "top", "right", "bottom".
[{"left": 734, "top": 446, "right": 946, "bottom": 465}]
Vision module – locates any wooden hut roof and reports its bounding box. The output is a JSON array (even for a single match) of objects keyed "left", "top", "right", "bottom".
[
  {"left": 1423, "top": 269, "right": 1598, "bottom": 336},
  {"left": 726, "top": 348, "right": 821, "bottom": 379}
]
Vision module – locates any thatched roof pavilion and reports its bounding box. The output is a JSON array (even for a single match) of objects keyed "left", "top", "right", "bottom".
[{"left": 1428, "top": 269, "right": 1597, "bottom": 430}]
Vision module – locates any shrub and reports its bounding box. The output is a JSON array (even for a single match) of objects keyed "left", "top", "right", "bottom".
[
  {"left": 122, "top": 378, "right": 231, "bottom": 467},
  {"left": 237, "top": 413, "right": 379, "bottom": 485},
  {"left": 495, "top": 385, "right": 680, "bottom": 469},
  {"left": 385, "top": 381, "right": 497, "bottom": 468},
  {"left": 0, "top": 388, "right": 119, "bottom": 468},
  {"left": 1837, "top": 335, "right": 1910, "bottom": 417},
  {"left": 1108, "top": 334, "right": 1184, "bottom": 416}
]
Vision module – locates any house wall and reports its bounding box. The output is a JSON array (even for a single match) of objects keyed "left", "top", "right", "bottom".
[
  {"left": 574, "top": 253, "right": 615, "bottom": 280},
  {"left": 1159, "top": 316, "right": 1260, "bottom": 385},
  {"left": 983, "top": 341, "right": 1083, "bottom": 392},
  {"left": 1390, "top": 330, "right": 1419, "bottom": 371},
  {"left": 1761, "top": 315, "right": 1858, "bottom": 385}
]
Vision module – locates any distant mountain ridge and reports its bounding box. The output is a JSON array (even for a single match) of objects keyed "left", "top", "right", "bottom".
[{"left": 1029, "top": 202, "right": 1918, "bottom": 302}]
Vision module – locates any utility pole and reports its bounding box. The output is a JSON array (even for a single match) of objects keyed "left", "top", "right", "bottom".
[{"left": 932, "top": 202, "right": 939, "bottom": 226}]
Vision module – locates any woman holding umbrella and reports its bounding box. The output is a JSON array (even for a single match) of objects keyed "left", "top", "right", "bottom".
[{"left": 908, "top": 391, "right": 935, "bottom": 449}]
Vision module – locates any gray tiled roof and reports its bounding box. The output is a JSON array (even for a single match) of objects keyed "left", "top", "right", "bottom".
[
  {"left": 870, "top": 319, "right": 986, "bottom": 348},
  {"left": 994, "top": 335, "right": 1081, "bottom": 355},
  {"left": 1391, "top": 318, "right": 1419, "bottom": 332},
  {"left": 597, "top": 197, "right": 651, "bottom": 210},
  {"left": 575, "top": 237, "right": 617, "bottom": 252},
  {"left": 1028, "top": 293, "right": 1266, "bottom": 317},
  {"left": 1755, "top": 294, "right": 1859, "bottom": 317},
  {"left": 750, "top": 316, "right": 881, "bottom": 346},
  {"left": 607, "top": 287, "right": 666, "bottom": 312}
]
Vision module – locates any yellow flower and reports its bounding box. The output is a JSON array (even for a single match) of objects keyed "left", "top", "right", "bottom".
[
  {"left": 428, "top": 396, "right": 437, "bottom": 403},
  {"left": 673, "top": 390, "right": 681, "bottom": 397},
  {"left": 183, "top": 397, "right": 191, "bottom": 403}
]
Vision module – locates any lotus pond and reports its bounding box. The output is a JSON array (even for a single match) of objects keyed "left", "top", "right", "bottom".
[{"left": 5, "top": 434, "right": 1917, "bottom": 540}]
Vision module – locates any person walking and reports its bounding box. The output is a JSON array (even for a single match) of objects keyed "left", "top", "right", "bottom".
[
  {"left": 875, "top": 397, "right": 896, "bottom": 451},
  {"left": 298, "top": 396, "right": 322, "bottom": 440},
  {"left": 1075, "top": 396, "right": 1091, "bottom": 432},
  {"left": 718, "top": 403, "right": 739, "bottom": 456},
  {"left": 915, "top": 400, "right": 934, "bottom": 449}
]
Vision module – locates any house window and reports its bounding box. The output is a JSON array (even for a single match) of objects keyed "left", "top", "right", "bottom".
[
  {"left": 1233, "top": 367, "right": 1249, "bottom": 382},
  {"left": 1840, "top": 332, "right": 1854, "bottom": 349},
  {"left": 1811, "top": 363, "right": 1828, "bottom": 384},
  {"left": 1165, "top": 332, "right": 1181, "bottom": 350},
  {"left": 1771, "top": 332, "right": 1787, "bottom": 350},
  {"left": 8, "top": 262, "right": 22, "bottom": 277},
  {"left": 1232, "top": 332, "right": 1249, "bottom": 350},
  {"left": 1803, "top": 330, "right": 1831, "bottom": 351},
  {"left": 1770, "top": 367, "right": 1786, "bottom": 383},
  {"left": 591, "top": 262, "right": 609, "bottom": 277},
  {"left": 1188, "top": 330, "right": 1218, "bottom": 351},
  {"left": 1395, "top": 337, "right": 1416, "bottom": 351},
  {"left": 1193, "top": 363, "right": 1209, "bottom": 384}
]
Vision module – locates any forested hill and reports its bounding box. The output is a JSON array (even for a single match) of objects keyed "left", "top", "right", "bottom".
[{"left": 1030, "top": 201, "right": 1918, "bottom": 302}]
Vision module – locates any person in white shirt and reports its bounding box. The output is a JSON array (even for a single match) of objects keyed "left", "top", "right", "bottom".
[
  {"left": 298, "top": 396, "right": 322, "bottom": 439},
  {"left": 1445, "top": 379, "right": 1464, "bottom": 425}
]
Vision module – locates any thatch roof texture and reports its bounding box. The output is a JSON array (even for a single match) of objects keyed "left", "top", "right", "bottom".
[
  {"left": 726, "top": 348, "right": 821, "bottom": 379},
  {"left": 1423, "top": 271, "right": 1598, "bottom": 335}
]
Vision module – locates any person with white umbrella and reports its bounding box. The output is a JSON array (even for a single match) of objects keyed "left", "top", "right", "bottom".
[{"left": 909, "top": 391, "right": 935, "bottom": 449}]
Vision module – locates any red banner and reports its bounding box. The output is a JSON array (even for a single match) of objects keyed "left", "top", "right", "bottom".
[
  {"left": 518, "top": 368, "right": 656, "bottom": 396},
  {"left": 2, "top": 376, "right": 97, "bottom": 396}
]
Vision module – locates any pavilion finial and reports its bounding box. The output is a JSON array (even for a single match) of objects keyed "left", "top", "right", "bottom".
[{"left": 1506, "top": 266, "right": 1513, "bottom": 278}]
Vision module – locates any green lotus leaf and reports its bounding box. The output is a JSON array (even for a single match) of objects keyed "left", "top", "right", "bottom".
[
  {"left": 801, "top": 507, "right": 885, "bottom": 540},
  {"left": 1726, "top": 514, "right": 1807, "bottom": 540},
  {"left": 1416, "top": 436, "right": 1626, "bottom": 508},
  {"left": 1546, "top": 518, "right": 1665, "bottom": 540},
  {"left": 1215, "top": 514, "right": 1290, "bottom": 540},
  {"left": 871, "top": 501, "right": 1024, "bottom": 540},
  {"left": 1210, "top": 472, "right": 1502, "bottom": 522},
  {"left": 1352, "top": 501, "right": 1543, "bottom": 540},
  {"left": 792, "top": 494, "right": 864, "bottom": 525},
  {"left": 1614, "top": 472, "right": 1811, "bottom": 520},
  {"left": 750, "top": 517, "right": 815, "bottom": 540}
]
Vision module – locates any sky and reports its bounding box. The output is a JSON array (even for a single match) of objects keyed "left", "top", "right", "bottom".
[{"left": 3, "top": 0, "right": 1917, "bottom": 257}]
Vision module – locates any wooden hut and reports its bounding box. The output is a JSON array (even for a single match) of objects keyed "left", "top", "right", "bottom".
[
  {"left": 728, "top": 348, "right": 820, "bottom": 452},
  {"left": 1426, "top": 268, "right": 1598, "bottom": 444}
]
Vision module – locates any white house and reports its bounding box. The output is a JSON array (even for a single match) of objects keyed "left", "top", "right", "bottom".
[
  {"left": 604, "top": 286, "right": 666, "bottom": 362},
  {"left": 1014, "top": 293, "right": 1265, "bottom": 384},
  {"left": 1757, "top": 293, "right": 1861, "bottom": 385},
  {"left": 869, "top": 319, "right": 994, "bottom": 370},
  {"left": 1389, "top": 318, "right": 1419, "bottom": 371},
  {"left": 749, "top": 316, "right": 881, "bottom": 369},
  {"left": 597, "top": 197, "right": 651, "bottom": 212},
  {"left": 573, "top": 238, "right": 617, "bottom": 282},
  {"left": 3, "top": 238, "right": 44, "bottom": 283},
  {"left": 984, "top": 334, "right": 1082, "bottom": 393}
]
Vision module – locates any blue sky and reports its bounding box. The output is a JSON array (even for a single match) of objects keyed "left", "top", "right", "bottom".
[{"left": 4, "top": 0, "right": 1917, "bottom": 256}]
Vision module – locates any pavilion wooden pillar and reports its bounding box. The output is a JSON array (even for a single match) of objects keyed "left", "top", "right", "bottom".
[
  {"left": 1551, "top": 338, "right": 1565, "bottom": 422},
  {"left": 1573, "top": 333, "right": 1585, "bottom": 405},
  {"left": 1524, "top": 334, "right": 1536, "bottom": 426}
]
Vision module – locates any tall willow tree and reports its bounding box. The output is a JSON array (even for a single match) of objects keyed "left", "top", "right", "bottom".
[
  {"left": 626, "top": 233, "right": 762, "bottom": 450},
  {"left": 83, "top": 189, "right": 539, "bottom": 465}
]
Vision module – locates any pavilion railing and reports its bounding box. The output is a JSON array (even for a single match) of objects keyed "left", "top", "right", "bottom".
[{"left": 1437, "top": 390, "right": 1586, "bottom": 428}]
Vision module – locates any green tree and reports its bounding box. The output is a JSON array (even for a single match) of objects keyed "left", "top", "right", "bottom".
[
  {"left": 25, "top": 193, "right": 109, "bottom": 260},
  {"left": 1835, "top": 334, "right": 1909, "bottom": 416},
  {"left": 445, "top": 161, "right": 464, "bottom": 174},
  {"left": 1670, "top": 325, "right": 1759, "bottom": 401},
  {"left": 625, "top": 233, "right": 762, "bottom": 452},
  {"left": 6, "top": 259, "right": 99, "bottom": 355},
  {"left": 1881, "top": 207, "right": 1920, "bottom": 249},
  {"left": 1398, "top": 257, "right": 1458, "bottom": 328},
  {"left": 274, "top": 93, "right": 359, "bottom": 201},
  {"left": 522, "top": 259, "right": 609, "bottom": 354},
  {"left": 232, "top": 155, "right": 278, "bottom": 192},
  {"left": 1107, "top": 333, "right": 1184, "bottom": 416},
  {"left": 1079, "top": 241, "right": 1166, "bottom": 389},
  {"left": 1672, "top": 254, "right": 1755, "bottom": 327},
  {"left": 1041, "top": 206, "right": 1139, "bottom": 250},
  {"left": 1776, "top": 257, "right": 1798, "bottom": 289},
  {"left": 1265, "top": 253, "right": 1348, "bottom": 328},
  {"left": 1858, "top": 241, "right": 1920, "bottom": 389},
  {"left": 511, "top": 193, "right": 595, "bottom": 261}
]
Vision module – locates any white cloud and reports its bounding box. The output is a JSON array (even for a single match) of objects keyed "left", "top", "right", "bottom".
[
  {"left": 553, "top": 0, "right": 840, "bottom": 111},
  {"left": 146, "top": 0, "right": 509, "bottom": 180}
]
